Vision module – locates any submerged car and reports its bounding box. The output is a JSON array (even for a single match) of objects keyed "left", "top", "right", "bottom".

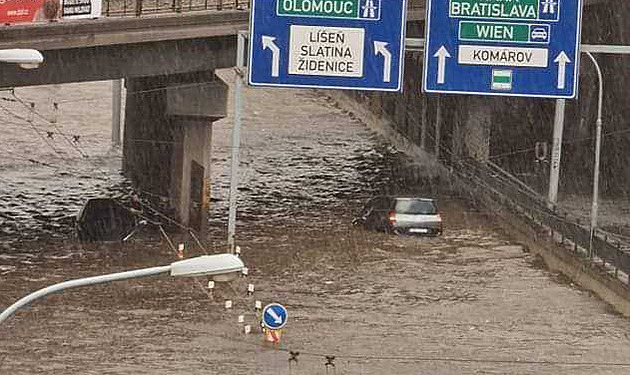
[
  {"left": 354, "top": 196, "right": 442, "bottom": 236},
  {"left": 76, "top": 198, "right": 138, "bottom": 242}
]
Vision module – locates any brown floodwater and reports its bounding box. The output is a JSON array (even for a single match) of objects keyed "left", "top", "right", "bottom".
[{"left": 2, "top": 74, "right": 630, "bottom": 375}]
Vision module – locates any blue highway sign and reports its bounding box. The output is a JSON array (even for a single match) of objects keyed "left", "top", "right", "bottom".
[
  {"left": 423, "top": 0, "right": 583, "bottom": 98},
  {"left": 249, "top": 0, "right": 408, "bottom": 92},
  {"left": 262, "top": 303, "right": 288, "bottom": 330}
]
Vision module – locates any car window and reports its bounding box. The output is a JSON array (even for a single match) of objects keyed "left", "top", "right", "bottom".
[{"left": 395, "top": 199, "right": 437, "bottom": 215}]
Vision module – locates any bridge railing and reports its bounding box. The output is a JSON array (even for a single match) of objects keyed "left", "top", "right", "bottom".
[
  {"left": 102, "top": 0, "right": 424, "bottom": 18},
  {"left": 453, "top": 158, "right": 630, "bottom": 282},
  {"left": 103, "top": 0, "right": 247, "bottom": 17}
]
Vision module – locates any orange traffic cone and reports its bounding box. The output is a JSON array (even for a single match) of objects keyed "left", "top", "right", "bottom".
[{"left": 264, "top": 328, "right": 282, "bottom": 343}]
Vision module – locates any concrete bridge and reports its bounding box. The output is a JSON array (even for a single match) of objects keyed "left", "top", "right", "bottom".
[{"left": 0, "top": 0, "right": 610, "bottom": 231}]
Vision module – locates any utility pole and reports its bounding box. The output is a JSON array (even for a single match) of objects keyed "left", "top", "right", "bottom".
[
  {"left": 227, "top": 31, "right": 247, "bottom": 253},
  {"left": 547, "top": 99, "right": 565, "bottom": 210}
]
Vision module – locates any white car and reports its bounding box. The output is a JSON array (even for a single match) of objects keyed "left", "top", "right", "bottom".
[{"left": 354, "top": 196, "right": 443, "bottom": 236}]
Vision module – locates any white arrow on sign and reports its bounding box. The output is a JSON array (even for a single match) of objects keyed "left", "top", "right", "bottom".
[
  {"left": 374, "top": 41, "right": 392, "bottom": 83},
  {"left": 433, "top": 46, "right": 451, "bottom": 85},
  {"left": 266, "top": 307, "right": 283, "bottom": 324},
  {"left": 554, "top": 51, "right": 571, "bottom": 90},
  {"left": 262, "top": 35, "right": 280, "bottom": 78}
]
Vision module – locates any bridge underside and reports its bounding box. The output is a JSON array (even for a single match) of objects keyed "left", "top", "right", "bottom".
[{"left": 0, "top": 36, "right": 236, "bottom": 88}]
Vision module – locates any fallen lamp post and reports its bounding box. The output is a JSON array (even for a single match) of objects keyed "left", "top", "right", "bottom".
[{"left": 0, "top": 253, "right": 244, "bottom": 324}]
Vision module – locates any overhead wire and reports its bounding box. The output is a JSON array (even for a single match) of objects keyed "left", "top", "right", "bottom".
[
  {"left": 1, "top": 118, "right": 78, "bottom": 139},
  {"left": 11, "top": 92, "right": 90, "bottom": 159},
  {"left": 0, "top": 151, "right": 61, "bottom": 169},
  {"left": 39, "top": 80, "right": 229, "bottom": 106},
  {"left": 0, "top": 103, "right": 65, "bottom": 156},
  {"left": 7, "top": 80, "right": 624, "bottom": 166},
  {"left": 2, "top": 94, "right": 120, "bottom": 180}
]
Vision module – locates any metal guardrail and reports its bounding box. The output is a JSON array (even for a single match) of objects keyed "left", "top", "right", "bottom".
[{"left": 454, "top": 159, "right": 630, "bottom": 280}]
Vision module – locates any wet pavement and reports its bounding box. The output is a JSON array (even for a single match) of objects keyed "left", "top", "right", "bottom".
[{"left": 2, "top": 73, "right": 630, "bottom": 374}]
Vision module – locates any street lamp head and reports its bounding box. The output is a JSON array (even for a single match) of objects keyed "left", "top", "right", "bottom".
[
  {"left": 0, "top": 49, "right": 44, "bottom": 69},
  {"left": 170, "top": 254, "right": 244, "bottom": 281}
]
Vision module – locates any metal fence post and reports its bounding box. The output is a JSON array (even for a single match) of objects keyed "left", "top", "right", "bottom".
[{"left": 135, "top": 0, "right": 143, "bottom": 16}]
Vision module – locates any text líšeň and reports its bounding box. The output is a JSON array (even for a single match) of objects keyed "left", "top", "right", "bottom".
[{"left": 289, "top": 25, "right": 364, "bottom": 77}]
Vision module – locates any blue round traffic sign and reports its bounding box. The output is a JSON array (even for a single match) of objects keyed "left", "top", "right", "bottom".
[{"left": 262, "top": 303, "right": 288, "bottom": 330}]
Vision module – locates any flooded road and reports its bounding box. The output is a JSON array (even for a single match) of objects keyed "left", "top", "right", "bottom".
[
  {"left": 0, "top": 83, "right": 126, "bottom": 245},
  {"left": 2, "top": 72, "right": 630, "bottom": 374}
]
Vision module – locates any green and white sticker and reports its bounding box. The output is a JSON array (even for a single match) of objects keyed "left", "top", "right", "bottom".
[{"left": 492, "top": 69, "right": 512, "bottom": 90}]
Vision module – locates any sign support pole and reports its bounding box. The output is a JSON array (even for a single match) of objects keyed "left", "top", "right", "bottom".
[
  {"left": 547, "top": 99, "right": 565, "bottom": 210},
  {"left": 227, "top": 31, "right": 247, "bottom": 253}
]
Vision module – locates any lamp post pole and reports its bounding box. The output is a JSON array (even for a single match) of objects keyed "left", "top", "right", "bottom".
[
  {"left": 0, "top": 254, "right": 244, "bottom": 324},
  {"left": 0, "top": 265, "right": 170, "bottom": 324},
  {"left": 585, "top": 51, "right": 604, "bottom": 259}
]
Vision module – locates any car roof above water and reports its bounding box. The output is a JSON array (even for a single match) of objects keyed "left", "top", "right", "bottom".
[{"left": 372, "top": 196, "right": 436, "bottom": 202}]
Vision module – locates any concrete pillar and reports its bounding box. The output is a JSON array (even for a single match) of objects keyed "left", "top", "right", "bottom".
[
  {"left": 123, "top": 77, "right": 173, "bottom": 200},
  {"left": 123, "top": 71, "right": 228, "bottom": 232},
  {"left": 169, "top": 119, "right": 213, "bottom": 231},
  {"left": 464, "top": 97, "right": 492, "bottom": 162},
  {"left": 450, "top": 97, "right": 463, "bottom": 164},
  {"left": 450, "top": 96, "right": 491, "bottom": 163}
]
